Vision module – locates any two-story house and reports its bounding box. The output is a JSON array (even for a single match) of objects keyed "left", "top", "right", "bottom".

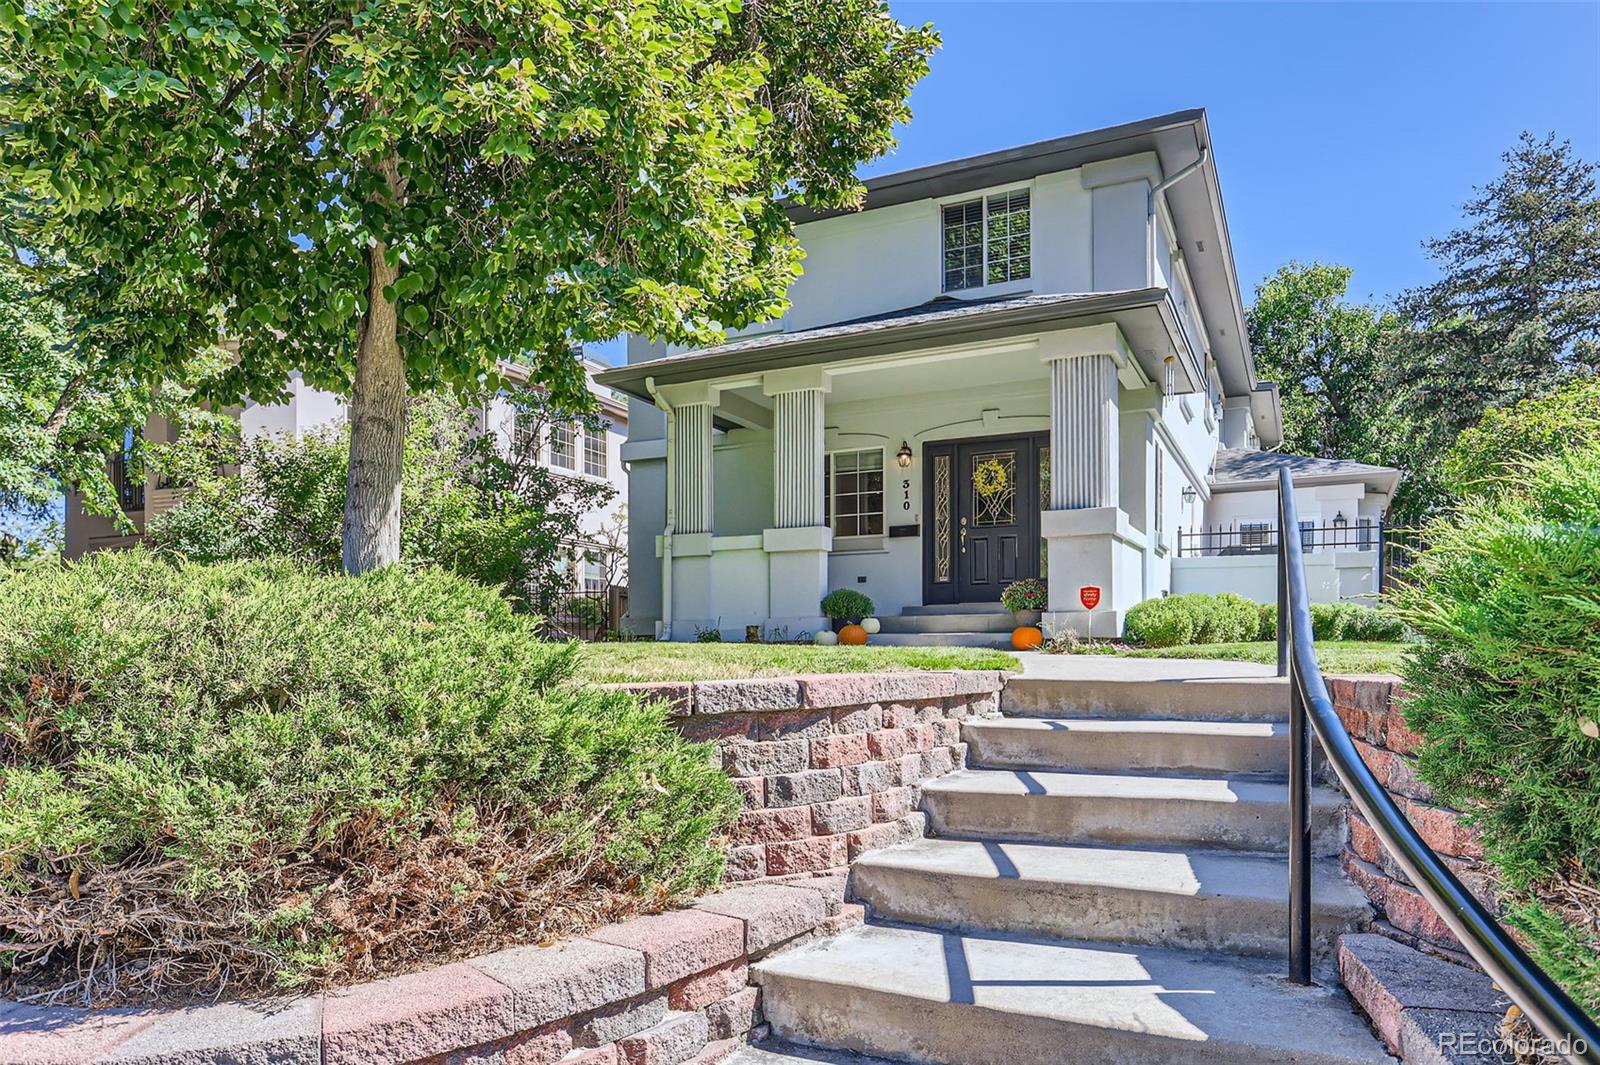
[
  {"left": 64, "top": 358, "right": 632, "bottom": 599},
  {"left": 595, "top": 109, "right": 1397, "bottom": 643}
]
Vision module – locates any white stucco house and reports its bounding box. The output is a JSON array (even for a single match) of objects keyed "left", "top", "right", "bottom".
[
  {"left": 65, "top": 359, "right": 632, "bottom": 598},
  {"left": 592, "top": 109, "right": 1398, "bottom": 644}
]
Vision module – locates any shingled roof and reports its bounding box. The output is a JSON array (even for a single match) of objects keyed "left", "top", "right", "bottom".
[{"left": 1211, "top": 448, "right": 1401, "bottom": 496}]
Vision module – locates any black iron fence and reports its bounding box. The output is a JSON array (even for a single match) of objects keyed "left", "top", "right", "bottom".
[
  {"left": 535, "top": 585, "right": 628, "bottom": 642},
  {"left": 1178, "top": 520, "right": 1384, "bottom": 558}
]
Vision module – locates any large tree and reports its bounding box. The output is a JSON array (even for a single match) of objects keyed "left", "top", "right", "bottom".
[
  {"left": 1395, "top": 132, "right": 1600, "bottom": 442},
  {"left": 1, "top": 0, "right": 937, "bottom": 572},
  {"left": 1245, "top": 262, "right": 1396, "bottom": 461}
]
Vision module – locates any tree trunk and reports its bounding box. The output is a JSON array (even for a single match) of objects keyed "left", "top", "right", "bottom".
[{"left": 342, "top": 239, "right": 407, "bottom": 574}]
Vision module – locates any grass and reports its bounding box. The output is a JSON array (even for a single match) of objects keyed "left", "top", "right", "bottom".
[
  {"left": 1082, "top": 640, "right": 1410, "bottom": 675},
  {"left": 573, "top": 642, "right": 1020, "bottom": 684}
]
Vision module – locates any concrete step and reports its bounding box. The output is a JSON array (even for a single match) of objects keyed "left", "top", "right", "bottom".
[
  {"left": 725, "top": 1042, "right": 905, "bottom": 1065},
  {"left": 754, "top": 923, "right": 1393, "bottom": 1065},
  {"left": 1001, "top": 675, "right": 1291, "bottom": 722},
  {"left": 849, "top": 838, "right": 1371, "bottom": 958},
  {"left": 920, "top": 768, "right": 1347, "bottom": 855},
  {"left": 964, "top": 717, "right": 1291, "bottom": 777},
  {"left": 900, "top": 602, "right": 1014, "bottom": 616},
  {"left": 877, "top": 612, "right": 1015, "bottom": 634},
  {"left": 869, "top": 632, "right": 1016, "bottom": 649}
]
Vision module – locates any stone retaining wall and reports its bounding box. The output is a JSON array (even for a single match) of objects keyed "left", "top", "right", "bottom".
[
  {"left": 611, "top": 671, "right": 1008, "bottom": 883},
  {"left": 1327, "top": 675, "right": 1494, "bottom": 960},
  {"left": 0, "top": 877, "right": 858, "bottom": 1065}
]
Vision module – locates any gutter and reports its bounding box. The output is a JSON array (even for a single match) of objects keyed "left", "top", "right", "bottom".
[{"left": 1147, "top": 146, "right": 1210, "bottom": 289}]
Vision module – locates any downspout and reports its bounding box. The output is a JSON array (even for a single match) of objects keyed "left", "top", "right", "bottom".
[
  {"left": 646, "top": 377, "right": 675, "bottom": 641},
  {"left": 1146, "top": 145, "right": 1210, "bottom": 288}
]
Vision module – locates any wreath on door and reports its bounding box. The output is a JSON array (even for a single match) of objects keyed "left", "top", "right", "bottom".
[{"left": 973, "top": 458, "right": 1010, "bottom": 499}]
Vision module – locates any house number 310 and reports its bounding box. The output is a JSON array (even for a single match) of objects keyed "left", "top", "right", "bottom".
[{"left": 902, "top": 479, "right": 912, "bottom": 511}]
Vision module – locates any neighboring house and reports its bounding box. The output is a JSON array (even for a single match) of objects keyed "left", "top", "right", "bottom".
[
  {"left": 596, "top": 109, "right": 1398, "bottom": 642},
  {"left": 63, "top": 359, "right": 631, "bottom": 596}
]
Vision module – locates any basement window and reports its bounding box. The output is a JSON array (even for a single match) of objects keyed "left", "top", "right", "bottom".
[{"left": 942, "top": 189, "right": 1031, "bottom": 292}]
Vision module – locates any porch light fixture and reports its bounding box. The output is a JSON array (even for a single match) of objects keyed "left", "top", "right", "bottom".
[
  {"left": 1332, "top": 511, "right": 1348, "bottom": 530},
  {"left": 1181, "top": 485, "right": 1197, "bottom": 505},
  {"left": 896, "top": 442, "right": 914, "bottom": 469}
]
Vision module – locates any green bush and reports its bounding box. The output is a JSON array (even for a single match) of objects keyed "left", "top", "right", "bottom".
[
  {"left": 1124, "top": 596, "right": 1197, "bottom": 647},
  {"left": 1256, "top": 601, "right": 1278, "bottom": 641},
  {"left": 1393, "top": 447, "right": 1600, "bottom": 1013},
  {"left": 0, "top": 552, "right": 739, "bottom": 1002},
  {"left": 1124, "top": 593, "right": 1259, "bottom": 647},
  {"left": 1000, "top": 578, "right": 1047, "bottom": 613},
  {"left": 820, "top": 588, "right": 874, "bottom": 622}
]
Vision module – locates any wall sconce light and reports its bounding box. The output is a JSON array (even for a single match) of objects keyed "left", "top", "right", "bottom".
[
  {"left": 1181, "top": 486, "right": 1197, "bottom": 505},
  {"left": 896, "top": 441, "right": 914, "bottom": 469},
  {"left": 1332, "top": 510, "right": 1348, "bottom": 530}
]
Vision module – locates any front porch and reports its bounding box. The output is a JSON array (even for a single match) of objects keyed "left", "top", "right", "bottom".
[{"left": 619, "top": 313, "right": 1205, "bottom": 643}]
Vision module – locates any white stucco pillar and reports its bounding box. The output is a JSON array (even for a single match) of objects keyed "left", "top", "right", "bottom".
[
  {"left": 1041, "top": 328, "right": 1145, "bottom": 639},
  {"left": 1049, "top": 352, "right": 1120, "bottom": 509},
  {"left": 657, "top": 382, "right": 719, "bottom": 639},
  {"left": 762, "top": 368, "right": 832, "bottom": 637}
]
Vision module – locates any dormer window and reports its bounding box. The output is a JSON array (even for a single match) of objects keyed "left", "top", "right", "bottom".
[{"left": 942, "top": 189, "right": 1031, "bottom": 292}]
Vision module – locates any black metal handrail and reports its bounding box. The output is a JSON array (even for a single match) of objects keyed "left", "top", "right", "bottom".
[{"left": 1275, "top": 467, "right": 1598, "bottom": 1063}]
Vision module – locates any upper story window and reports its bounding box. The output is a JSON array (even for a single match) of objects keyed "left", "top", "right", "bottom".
[
  {"left": 549, "top": 421, "right": 576, "bottom": 470},
  {"left": 114, "top": 427, "right": 144, "bottom": 512},
  {"left": 512, "top": 405, "right": 539, "bottom": 460},
  {"left": 583, "top": 425, "right": 607, "bottom": 478},
  {"left": 942, "top": 188, "right": 1031, "bottom": 292}
]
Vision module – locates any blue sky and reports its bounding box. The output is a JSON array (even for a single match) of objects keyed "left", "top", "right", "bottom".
[{"left": 589, "top": 0, "right": 1599, "bottom": 364}]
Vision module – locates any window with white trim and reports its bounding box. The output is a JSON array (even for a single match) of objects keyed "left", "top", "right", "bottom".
[
  {"left": 581, "top": 554, "right": 606, "bottom": 593},
  {"left": 825, "top": 448, "right": 884, "bottom": 537},
  {"left": 512, "top": 405, "right": 539, "bottom": 459},
  {"left": 583, "top": 425, "right": 606, "bottom": 477},
  {"left": 941, "top": 189, "right": 1031, "bottom": 292},
  {"left": 549, "top": 421, "right": 576, "bottom": 470}
]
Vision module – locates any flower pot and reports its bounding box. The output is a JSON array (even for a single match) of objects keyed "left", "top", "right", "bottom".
[{"left": 1012, "top": 609, "right": 1043, "bottom": 627}]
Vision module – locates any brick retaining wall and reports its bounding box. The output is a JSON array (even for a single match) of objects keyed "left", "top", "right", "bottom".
[
  {"left": 610, "top": 671, "right": 1008, "bottom": 884},
  {"left": 1326, "top": 676, "right": 1515, "bottom": 1063},
  {"left": 1326, "top": 675, "right": 1496, "bottom": 960},
  {"left": 0, "top": 878, "right": 859, "bottom": 1065},
  {"left": 1, "top": 669, "right": 1005, "bottom": 1065}
]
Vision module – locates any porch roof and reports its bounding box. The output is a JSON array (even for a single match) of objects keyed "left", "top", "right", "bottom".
[
  {"left": 1210, "top": 448, "right": 1402, "bottom": 499},
  {"left": 595, "top": 287, "right": 1197, "bottom": 401}
]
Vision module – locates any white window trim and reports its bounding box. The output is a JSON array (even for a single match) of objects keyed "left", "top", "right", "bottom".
[
  {"left": 825, "top": 445, "right": 887, "bottom": 545},
  {"left": 936, "top": 182, "right": 1035, "bottom": 298}
]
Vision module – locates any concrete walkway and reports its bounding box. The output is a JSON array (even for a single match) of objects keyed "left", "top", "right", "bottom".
[{"left": 1010, "top": 650, "right": 1279, "bottom": 681}]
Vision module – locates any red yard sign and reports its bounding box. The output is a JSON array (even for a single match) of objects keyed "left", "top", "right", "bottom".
[{"left": 1079, "top": 586, "right": 1102, "bottom": 610}]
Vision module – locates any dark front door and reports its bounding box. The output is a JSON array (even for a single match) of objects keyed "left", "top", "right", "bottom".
[{"left": 923, "top": 433, "right": 1045, "bottom": 604}]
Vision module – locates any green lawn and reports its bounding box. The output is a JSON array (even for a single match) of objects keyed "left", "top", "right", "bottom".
[
  {"left": 574, "top": 642, "right": 1020, "bottom": 684},
  {"left": 1088, "top": 640, "right": 1409, "bottom": 676}
]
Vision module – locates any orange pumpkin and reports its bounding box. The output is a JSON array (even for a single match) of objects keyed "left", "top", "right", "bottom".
[
  {"left": 838, "top": 623, "right": 869, "bottom": 646},
  {"left": 1011, "top": 625, "right": 1044, "bottom": 651}
]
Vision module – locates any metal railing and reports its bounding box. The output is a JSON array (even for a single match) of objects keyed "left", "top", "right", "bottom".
[
  {"left": 1274, "top": 467, "right": 1598, "bottom": 1062},
  {"left": 1179, "top": 520, "right": 1381, "bottom": 558}
]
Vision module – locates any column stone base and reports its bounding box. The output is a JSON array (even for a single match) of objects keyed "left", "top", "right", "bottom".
[
  {"left": 1041, "top": 507, "right": 1146, "bottom": 639},
  {"left": 764, "top": 526, "right": 832, "bottom": 640}
]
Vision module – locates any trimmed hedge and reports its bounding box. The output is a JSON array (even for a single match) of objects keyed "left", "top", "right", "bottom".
[
  {"left": 1125, "top": 593, "right": 1402, "bottom": 648},
  {"left": 0, "top": 552, "right": 739, "bottom": 1003},
  {"left": 1124, "top": 593, "right": 1259, "bottom": 648},
  {"left": 1394, "top": 447, "right": 1600, "bottom": 1013}
]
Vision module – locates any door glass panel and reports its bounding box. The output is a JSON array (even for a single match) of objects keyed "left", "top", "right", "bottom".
[
  {"left": 971, "top": 450, "right": 1016, "bottom": 527},
  {"left": 933, "top": 454, "right": 952, "bottom": 583}
]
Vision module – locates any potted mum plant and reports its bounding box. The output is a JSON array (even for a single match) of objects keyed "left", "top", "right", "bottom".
[
  {"left": 821, "top": 589, "right": 875, "bottom": 643},
  {"left": 1001, "top": 578, "right": 1047, "bottom": 627}
]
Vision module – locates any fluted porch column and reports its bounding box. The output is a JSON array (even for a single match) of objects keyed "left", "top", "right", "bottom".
[
  {"left": 1040, "top": 328, "right": 1145, "bottom": 639},
  {"left": 1049, "top": 352, "right": 1120, "bottom": 509},
  {"left": 763, "top": 368, "right": 832, "bottom": 635},
  {"left": 670, "top": 399, "right": 715, "bottom": 535},
  {"left": 657, "top": 382, "right": 720, "bottom": 640}
]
